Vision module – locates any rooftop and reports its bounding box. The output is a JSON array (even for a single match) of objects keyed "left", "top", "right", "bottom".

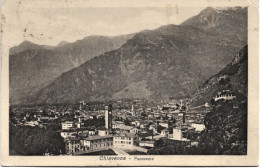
[
  {"left": 62, "top": 121, "right": 74, "bottom": 123},
  {"left": 84, "top": 135, "right": 113, "bottom": 141},
  {"left": 139, "top": 140, "right": 155, "bottom": 144},
  {"left": 162, "top": 129, "right": 169, "bottom": 132},
  {"left": 118, "top": 125, "right": 135, "bottom": 130},
  {"left": 114, "top": 133, "right": 137, "bottom": 138}
]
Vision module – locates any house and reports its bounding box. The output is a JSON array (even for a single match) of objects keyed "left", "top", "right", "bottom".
[
  {"left": 214, "top": 91, "right": 236, "bottom": 101},
  {"left": 24, "top": 121, "right": 39, "bottom": 127},
  {"left": 61, "top": 129, "right": 89, "bottom": 139},
  {"left": 217, "top": 75, "right": 229, "bottom": 81},
  {"left": 157, "top": 106, "right": 163, "bottom": 110},
  {"left": 154, "top": 112, "right": 160, "bottom": 118},
  {"left": 191, "top": 123, "right": 205, "bottom": 132},
  {"left": 60, "top": 131, "right": 77, "bottom": 139},
  {"left": 131, "top": 121, "right": 137, "bottom": 126},
  {"left": 116, "top": 125, "right": 139, "bottom": 134},
  {"left": 161, "top": 111, "right": 168, "bottom": 117},
  {"left": 75, "top": 122, "right": 83, "bottom": 128},
  {"left": 159, "top": 122, "right": 169, "bottom": 128},
  {"left": 80, "top": 135, "right": 113, "bottom": 152},
  {"left": 214, "top": 94, "right": 236, "bottom": 101},
  {"left": 65, "top": 135, "right": 113, "bottom": 155},
  {"left": 145, "top": 134, "right": 167, "bottom": 140},
  {"left": 62, "top": 121, "right": 74, "bottom": 130},
  {"left": 98, "top": 129, "right": 109, "bottom": 136},
  {"left": 172, "top": 128, "right": 182, "bottom": 140},
  {"left": 161, "top": 129, "right": 169, "bottom": 137},
  {"left": 65, "top": 138, "right": 80, "bottom": 154},
  {"left": 113, "top": 133, "right": 139, "bottom": 148},
  {"left": 171, "top": 127, "right": 189, "bottom": 141},
  {"left": 139, "top": 122, "right": 149, "bottom": 129},
  {"left": 178, "top": 113, "right": 183, "bottom": 117},
  {"left": 88, "top": 130, "right": 96, "bottom": 135},
  {"left": 147, "top": 114, "right": 154, "bottom": 119},
  {"left": 134, "top": 120, "right": 141, "bottom": 127},
  {"left": 112, "top": 121, "right": 124, "bottom": 129},
  {"left": 149, "top": 124, "right": 157, "bottom": 134},
  {"left": 139, "top": 140, "right": 155, "bottom": 148}
]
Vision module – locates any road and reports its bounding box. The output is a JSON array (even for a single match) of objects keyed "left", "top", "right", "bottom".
[{"left": 111, "top": 147, "right": 129, "bottom": 155}]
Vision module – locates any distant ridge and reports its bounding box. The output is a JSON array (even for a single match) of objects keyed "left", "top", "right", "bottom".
[
  {"left": 57, "top": 41, "right": 69, "bottom": 46},
  {"left": 22, "top": 7, "right": 248, "bottom": 105},
  {"left": 10, "top": 33, "right": 135, "bottom": 104},
  {"left": 10, "top": 40, "right": 44, "bottom": 55}
]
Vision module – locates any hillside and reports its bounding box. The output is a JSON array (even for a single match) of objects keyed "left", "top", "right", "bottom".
[
  {"left": 190, "top": 45, "right": 248, "bottom": 106},
  {"left": 24, "top": 7, "right": 248, "bottom": 105},
  {"left": 147, "top": 95, "right": 247, "bottom": 155},
  {"left": 191, "top": 45, "right": 248, "bottom": 155},
  {"left": 148, "top": 45, "right": 248, "bottom": 155},
  {"left": 10, "top": 34, "right": 134, "bottom": 104},
  {"left": 200, "top": 95, "right": 247, "bottom": 154},
  {"left": 10, "top": 41, "right": 48, "bottom": 55},
  {"left": 182, "top": 7, "right": 247, "bottom": 45}
]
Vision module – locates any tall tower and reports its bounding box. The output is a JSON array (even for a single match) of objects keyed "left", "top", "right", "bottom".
[
  {"left": 105, "top": 104, "right": 112, "bottom": 130},
  {"left": 131, "top": 104, "right": 135, "bottom": 116},
  {"left": 131, "top": 104, "right": 134, "bottom": 112}
]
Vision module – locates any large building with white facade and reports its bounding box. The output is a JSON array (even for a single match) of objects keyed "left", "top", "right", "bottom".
[
  {"left": 65, "top": 135, "right": 113, "bottom": 155},
  {"left": 113, "top": 133, "right": 138, "bottom": 148},
  {"left": 172, "top": 128, "right": 183, "bottom": 140},
  {"left": 81, "top": 135, "right": 113, "bottom": 152},
  {"left": 191, "top": 123, "right": 205, "bottom": 132},
  {"left": 62, "top": 121, "right": 74, "bottom": 130}
]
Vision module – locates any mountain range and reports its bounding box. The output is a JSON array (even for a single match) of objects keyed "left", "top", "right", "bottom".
[
  {"left": 10, "top": 7, "right": 248, "bottom": 105},
  {"left": 10, "top": 34, "right": 134, "bottom": 104}
]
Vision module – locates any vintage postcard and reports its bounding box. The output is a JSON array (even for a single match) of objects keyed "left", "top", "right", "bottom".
[{"left": 1, "top": 0, "right": 259, "bottom": 166}]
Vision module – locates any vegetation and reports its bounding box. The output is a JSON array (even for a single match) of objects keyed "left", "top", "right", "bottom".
[
  {"left": 219, "top": 77, "right": 230, "bottom": 85},
  {"left": 80, "top": 149, "right": 116, "bottom": 155},
  {"left": 9, "top": 124, "right": 65, "bottom": 155},
  {"left": 148, "top": 97, "right": 247, "bottom": 155},
  {"left": 148, "top": 138, "right": 195, "bottom": 155},
  {"left": 201, "top": 98, "right": 247, "bottom": 155},
  {"left": 83, "top": 118, "right": 105, "bottom": 128}
]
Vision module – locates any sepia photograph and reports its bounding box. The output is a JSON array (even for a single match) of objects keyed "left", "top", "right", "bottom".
[{"left": 1, "top": 0, "right": 258, "bottom": 166}]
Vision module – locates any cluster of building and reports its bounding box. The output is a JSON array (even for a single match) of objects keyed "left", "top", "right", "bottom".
[
  {"left": 10, "top": 107, "right": 60, "bottom": 127},
  {"left": 12, "top": 97, "right": 227, "bottom": 155},
  {"left": 214, "top": 90, "right": 236, "bottom": 101},
  {"left": 60, "top": 100, "right": 209, "bottom": 155},
  {"left": 62, "top": 105, "right": 142, "bottom": 154},
  {"left": 9, "top": 89, "right": 241, "bottom": 155},
  {"left": 10, "top": 99, "right": 209, "bottom": 155}
]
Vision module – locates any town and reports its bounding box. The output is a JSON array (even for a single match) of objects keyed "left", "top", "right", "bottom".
[{"left": 9, "top": 90, "right": 237, "bottom": 155}]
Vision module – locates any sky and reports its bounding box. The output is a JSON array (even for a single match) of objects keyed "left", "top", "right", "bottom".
[{"left": 2, "top": 0, "right": 207, "bottom": 47}]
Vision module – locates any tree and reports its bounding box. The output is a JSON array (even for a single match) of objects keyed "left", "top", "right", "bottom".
[
  {"left": 10, "top": 124, "right": 65, "bottom": 155},
  {"left": 124, "top": 118, "right": 131, "bottom": 126}
]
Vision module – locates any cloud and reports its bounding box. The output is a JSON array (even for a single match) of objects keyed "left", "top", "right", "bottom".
[{"left": 3, "top": 2, "right": 203, "bottom": 47}]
